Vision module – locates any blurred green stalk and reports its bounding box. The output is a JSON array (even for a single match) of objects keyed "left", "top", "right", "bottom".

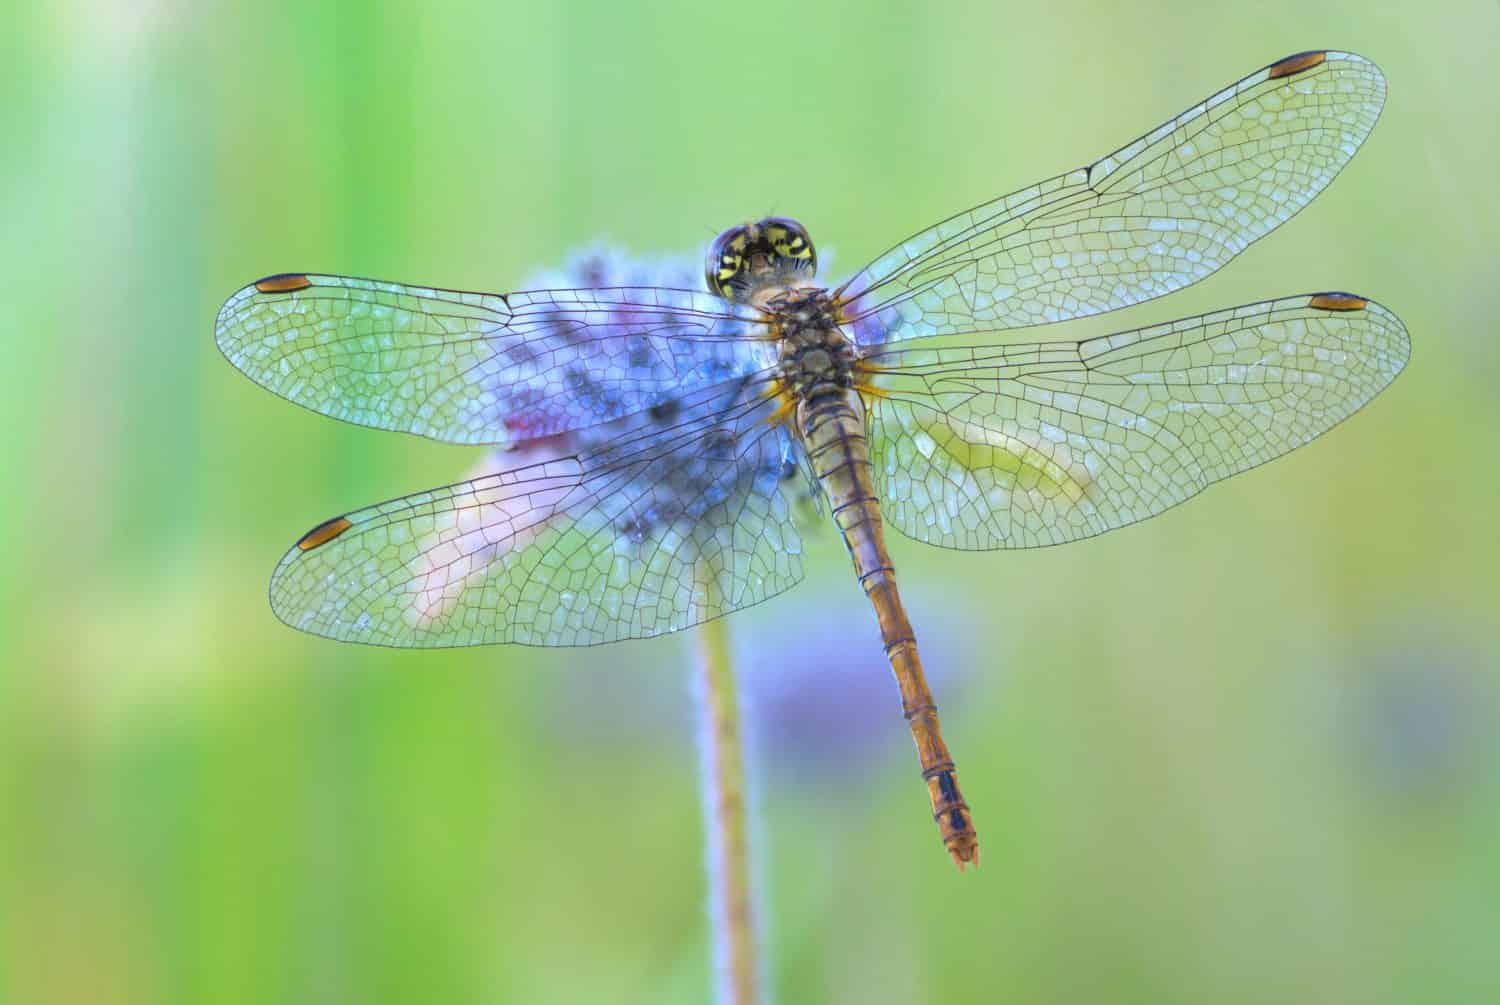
[{"left": 694, "top": 612, "right": 761, "bottom": 1005}]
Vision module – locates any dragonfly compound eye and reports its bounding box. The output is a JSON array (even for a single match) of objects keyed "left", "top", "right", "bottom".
[
  {"left": 705, "top": 225, "right": 751, "bottom": 299},
  {"left": 761, "top": 217, "right": 817, "bottom": 275}
]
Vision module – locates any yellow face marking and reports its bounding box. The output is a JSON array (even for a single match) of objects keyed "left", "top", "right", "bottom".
[
  {"left": 1268, "top": 51, "right": 1326, "bottom": 80},
  {"left": 297, "top": 515, "right": 353, "bottom": 551},
  {"left": 712, "top": 232, "right": 751, "bottom": 296},
  {"left": 255, "top": 273, "right": 314, "bottom": 293},
  {"left": 765, "top": 224, "right": 812, "bottom": 260},
  {"left": 1309, "top": 292, "right": 1368, "bottom": 311}
]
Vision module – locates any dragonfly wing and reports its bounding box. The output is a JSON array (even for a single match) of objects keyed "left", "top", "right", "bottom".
[
  {"left": 860, "top": 294, "right": 1408, "bottom": 549},
  {"left": 840, "top": 51, "right": 1386, "bottom": 344},
  {"left": 216, "top": 273, "right": 766, "bottom": 446},
  {"left": 268, "top": 373, "right": 804, "bottom": 647}
]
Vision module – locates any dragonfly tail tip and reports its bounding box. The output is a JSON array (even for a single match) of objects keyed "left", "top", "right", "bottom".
[{"left": 949, "top": 843, "right": 980, "bottom": 872}]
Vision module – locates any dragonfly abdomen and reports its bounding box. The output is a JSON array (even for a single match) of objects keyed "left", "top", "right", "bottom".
[{"left": 798, "top": 389, "right": 980, "bottom": 869}]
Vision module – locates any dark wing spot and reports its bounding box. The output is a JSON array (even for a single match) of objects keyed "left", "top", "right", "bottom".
[
  {"left": 297, "top": 515, "right": 352, "bottom": 551},
  {"left": 1268, "top": 50, "right": 1326, "bottom": 80},
  {"left": 1309, "top": 292, "right": 1368, "bottom": 311},
  {"left": 254, "top": 273, "right": 313, "bottom": 293}
]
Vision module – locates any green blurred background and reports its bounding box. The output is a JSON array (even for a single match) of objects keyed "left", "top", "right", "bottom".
[{"left": 3, "top": 2, "right": 1497, "bottom": 1002}]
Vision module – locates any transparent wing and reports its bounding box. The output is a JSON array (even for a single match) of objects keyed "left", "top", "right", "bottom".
[
  {"left": 268, "top": 372, "right": 805, "bottom": 647},
  {"left": 860, "top": 294, "right": 1408, "bottom": 549},
  {"left": 839, "top": 51, "right": 1386, "bottom": 344},
  {"left": 215, "top": 273, "right": 765, "bottom": 446}
]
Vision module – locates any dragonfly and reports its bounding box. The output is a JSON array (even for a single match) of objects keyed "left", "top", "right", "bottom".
[{"left": 217, "top": 51, "right": 1408, "bottom": 869}]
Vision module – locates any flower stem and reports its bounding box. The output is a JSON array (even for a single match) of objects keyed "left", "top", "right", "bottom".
[{"left": 694, "top": 612, "right": 761, "bottom": 1005}]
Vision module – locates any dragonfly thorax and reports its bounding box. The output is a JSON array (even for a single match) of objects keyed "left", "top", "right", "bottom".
[{"left": 769, "top": 286, "right": 856, "bottom": 400}]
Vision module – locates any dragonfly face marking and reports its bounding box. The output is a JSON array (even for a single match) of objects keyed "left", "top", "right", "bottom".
[{"left": 705, "top": 216, "right": 818, "bottom": 302}]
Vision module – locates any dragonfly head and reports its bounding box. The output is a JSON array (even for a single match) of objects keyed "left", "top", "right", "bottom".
[{"left": 705, "top": 216, "right": 818, "bottom": 302}]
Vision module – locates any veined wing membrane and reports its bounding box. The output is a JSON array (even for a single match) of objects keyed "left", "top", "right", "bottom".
[
  {"left": 861, "top": 294, "right": 1408, "bottom": 549},
  {"left": 270, "top": 372, "right": 803, "bottom": 647},
  {"left": 840, "top": 51, "right": 1385, "bottom": 343},
  {"left": 216, "top": 273, "right": 767, "bottom": 447}
]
